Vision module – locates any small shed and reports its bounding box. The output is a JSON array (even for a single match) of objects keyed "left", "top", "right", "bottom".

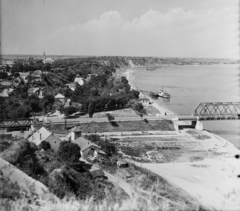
[
  {"left": 69, "top": 126, "right": 82, "bottom": 141},
  {"left": 138, "top": 98, "right": 151, "bottom": 106}
]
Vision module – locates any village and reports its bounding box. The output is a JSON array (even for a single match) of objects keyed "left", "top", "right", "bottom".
[{"left": 0, "top": 55, "right": 240, "bottom": 210}]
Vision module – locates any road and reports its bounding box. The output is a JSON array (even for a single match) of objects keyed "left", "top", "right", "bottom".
[{"left": 42, "top": 116, "right": 177, "bottom": 125}]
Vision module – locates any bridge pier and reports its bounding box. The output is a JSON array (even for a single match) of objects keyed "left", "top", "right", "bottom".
[{"left": 191, "top": 120, "right": 203, "bottom": 131}]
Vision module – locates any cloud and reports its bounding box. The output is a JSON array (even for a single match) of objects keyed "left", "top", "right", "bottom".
[{"left": 42, "top": 7, "right": 239, "bottom": 58}]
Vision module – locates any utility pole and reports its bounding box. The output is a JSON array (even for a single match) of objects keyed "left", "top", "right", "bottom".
[{"left": 64, "top": 116, "right": 67, "bottom": 130}]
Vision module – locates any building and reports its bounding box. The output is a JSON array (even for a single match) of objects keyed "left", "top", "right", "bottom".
[
  {"left": 27, "top": 87, "right": 43, "bottom": 98},
  {"left": 19, "top": 72, "right": 30, "bottom": 82},
  {"left": 65, "top": 83, "right": 76, "bottom": 91},
  {"left": 74, "top": 77, "right": 84, "bottom": 86},
  {"left": 28, "top": 127, "right": 52, "bottom": 145},
  {"left": 0, "top": 89, "right": 9, "bottom": 98},
  {"left": 43, "top": 58, "right": 54, "bottom": 64},
  {"left": 34, "top": 70, "right": 42, "bottom": 75},
  {"left": 0, "top": 81, "right": 12, "bottom": 87},
  {"left": 44, "top": 134, "right": 62, "bottom": 152},
  {"left": 54, "top": 93, "right": 65, "bottom": 102},
  {"left": 72, "top": 137, "right": 107, "bottom": 161},
  {"left": 138, "top": 98, "right": 151, "bottom": 106},
  {"left": 28, "top": 127, "right": 61, "bottom": 152},
  {"left": 69, "top": 126, "right": 82, "bottom": 141},
  {"left": 73, "top": 137, "right": 101, "bottom": 155}
]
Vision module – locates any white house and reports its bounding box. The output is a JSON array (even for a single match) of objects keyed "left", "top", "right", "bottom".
[
  {"left": 0, "top": 89, "right": 9, "bottom": 98},
  {"left": 54, "top": 93, "right": 65, "bottom": 102},
  {"left": 43, "top": 58, "right": 54, "bottom": 64},
  {"left": 138, "top": 98, "right": 151, "bottom": 107},
  {"left": 28, "top": 127, "right": 61, "bottom": 152},
  {"left": 74, "top": 77, "right": 84, "bottom": 86},
  {"left": 69, "top": 126, "right": 82, "bottom": 141},
  {"left": 28, "top": 127, "right": 51, "bottom": 145}
]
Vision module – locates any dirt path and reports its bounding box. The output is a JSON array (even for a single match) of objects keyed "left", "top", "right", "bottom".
[
  {"left": 91, "top": 165, "right": 133, "bottom": 197},
  {"left": 104, "top": 171, "right": 133, "bottom": 197}
]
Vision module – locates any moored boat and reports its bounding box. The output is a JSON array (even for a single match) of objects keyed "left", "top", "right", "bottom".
[{"left": 158, "top": 88, "right": 170, "bottom": 98}]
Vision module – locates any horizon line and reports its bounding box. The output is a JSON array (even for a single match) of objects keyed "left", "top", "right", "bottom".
[{"left": 0, "top": 54, "right": 239, "bottom": 61}]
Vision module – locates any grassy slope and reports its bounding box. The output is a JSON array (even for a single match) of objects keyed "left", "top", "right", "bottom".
[{"left": 78, "top": 120, "right": 175, "bottom": 133}]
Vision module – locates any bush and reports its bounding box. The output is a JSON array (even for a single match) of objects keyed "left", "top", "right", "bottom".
[
  {"left": 106, "top": 113, "right": 115, "bottom": 121},
  {"left": 64, "top": 106, "right": 78, "bottom": 117},
  {"left": 39, "top": 140, "right": 51, "bottom": 151},
  {"left": 57, "top": 141, "right": 81, "bottom": 163}
]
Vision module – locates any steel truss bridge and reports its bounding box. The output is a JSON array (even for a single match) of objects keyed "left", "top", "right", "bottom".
[
  {"left": 0, "top": 118, "right": 32, "bottom": 130},
  {"left": 194, "top": 102, "right": 240, "bottom": 120}
]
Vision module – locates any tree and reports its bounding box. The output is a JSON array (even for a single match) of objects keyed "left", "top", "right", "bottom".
[
  {"left": 39, "top": 140, "right": 51, "bottom": 151},
  {"left": 127, "top": 99, "right": 146, "bottom": 118},
  {"left": 41, "top": 94, "right": 55, "bottom": 113},
  {"left": 64, "top": 106, "right": 77, "bottom": 117},
  {"left": 88, "top": 101, "right": 95, "bottom": 118},
  {"left": 57, "top": 141, "right": 81, "bottom": 163},
  {"left": 106, "top": 113, "right": 114, "bottom": 122},
  {"left": 28, "top": 94, "right": 42, "bottom": 112}
]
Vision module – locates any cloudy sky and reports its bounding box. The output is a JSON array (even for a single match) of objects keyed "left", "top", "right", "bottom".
[{"left": 1, "top": 0, "right": 239, "bottom": 58}]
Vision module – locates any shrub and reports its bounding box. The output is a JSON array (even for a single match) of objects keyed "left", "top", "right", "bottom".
[
  {"left": 57, "top": 141, "right": 81, "bottom": 163},
  {"left": 39, "top": 140, "right": 51, "bottom": 151},
  {"left": 64, "top": 106, "right": 78, "bottom": 117}
]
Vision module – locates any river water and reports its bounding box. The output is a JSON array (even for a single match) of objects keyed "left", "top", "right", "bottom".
[{"left": 132, "top": 64, "right": 240, "bottom": 149}]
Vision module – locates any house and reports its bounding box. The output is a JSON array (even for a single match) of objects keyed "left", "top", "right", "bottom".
[
  {"left": 0, "top": 89, "right": 9, "bottom": 98},
  {"left": 74, "top": 77, "right": 84, "bottom": 86},
  {"left": 5, "top": 60, "right": 14, "bottom": 67},
  {"left": 44, "top": 134, "right": 62, "bottom": 152},
  {"left": 34, "top": 70, "right": 42, "bottom": 75},
  {"left": 28, "top": 127, "right": 52, "bottom": 145},
  {"left": 28, "top": 87, "right": 39, "bottom": 96},
  {"left": 73, "top": 137, "right": 106, "bottom": 161},
  {"left": 138, "top": 98, "right": 151, "bottom": 106},
  {"left": 43, "top": 58, "right": 54, "bottom": 64},
  {"left": 27, "top": 87, "right": 43, "bottom": 98},
  {"left": 6, "top": 88, "right": 14, "bottom": 94},
  {"left": 54, "top": 93, "right": 65, "bottom": 102},
  {"left": 74, "top": 137, "right": 101, "bottom": 154},
  {"left": 19, "top": 72, "right": 30, "bottom": 81},
  {"left": 0, "top": 81, "right": 12, "bottom": 87},
  {"left": 65, "top": 83, "right": 76, "bottom": 91},
  {"left": 28, "top": 127, "right": 61, "bottom": 152},
  {"left": 69, "top": 126, "right": 82, "bottom": 141}
]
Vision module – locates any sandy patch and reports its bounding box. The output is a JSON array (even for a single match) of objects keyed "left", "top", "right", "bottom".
[{"left": 141, "top": 158, "right": 240, "bottom": 210}]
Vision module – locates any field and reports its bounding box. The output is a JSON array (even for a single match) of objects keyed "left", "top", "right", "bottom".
[
  {"left": 117, "top": 134, "right": 212, "bottom": 163},
  {"left": 77, "top": 120, "right": 175, "bottom": 133}
]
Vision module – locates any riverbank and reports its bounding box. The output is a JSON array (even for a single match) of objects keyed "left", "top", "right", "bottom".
[
  {"left": 122, "top": 129, "right": 240, "bottom": 210},
  {"left": 122, "top": 67, "right": 176, "bottom": 116},
  {"left": 121, "top": 65, "right": 240, "bottom": 210}
]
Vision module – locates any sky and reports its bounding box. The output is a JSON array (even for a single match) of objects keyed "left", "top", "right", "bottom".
[{"left": 1, "top": 0, "right": 239, "bottom": 58}]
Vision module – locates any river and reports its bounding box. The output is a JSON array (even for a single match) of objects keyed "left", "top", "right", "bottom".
[{"left": 131, "top": 64, "right": 240, "bottom": 149}]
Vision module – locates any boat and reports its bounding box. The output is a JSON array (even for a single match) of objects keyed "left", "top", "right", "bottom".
[{"left": 158, "top": 88, "right": 170, "bottom": 99}]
